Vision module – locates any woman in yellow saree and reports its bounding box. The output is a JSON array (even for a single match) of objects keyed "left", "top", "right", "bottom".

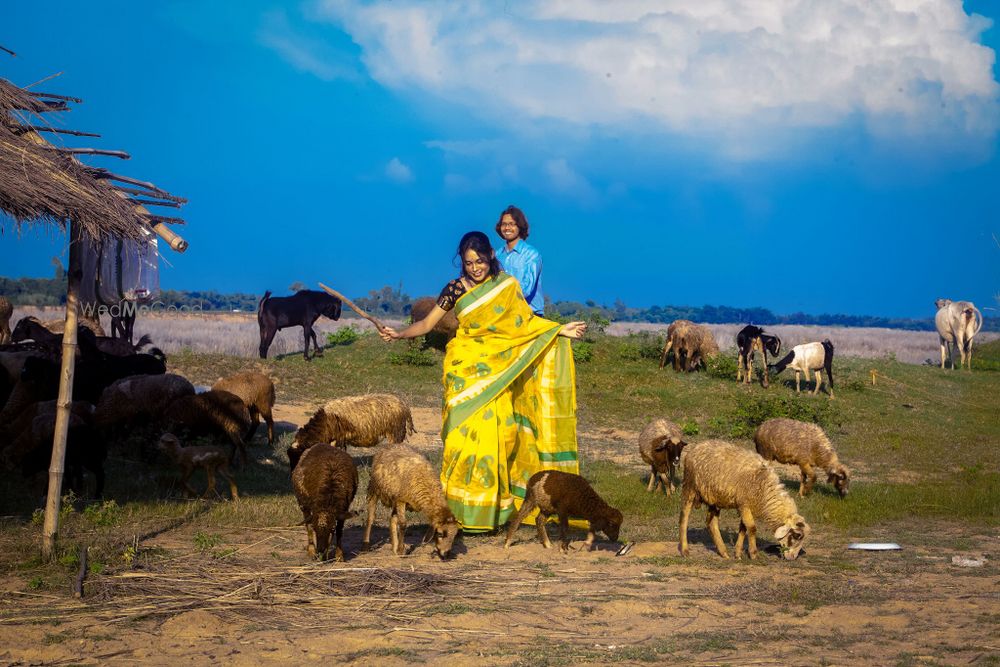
[{"left": 380, "top": 232, "right": 586, "bottom": 532}]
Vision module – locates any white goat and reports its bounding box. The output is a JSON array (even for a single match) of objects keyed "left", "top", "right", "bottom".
[{"left": 769, "top": 340, "right": 835, "bottom": 398}]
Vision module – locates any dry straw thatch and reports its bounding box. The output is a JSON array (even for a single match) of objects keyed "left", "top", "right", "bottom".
[{"left": 0, "top": 72, "right": 186, "bottom": 240}]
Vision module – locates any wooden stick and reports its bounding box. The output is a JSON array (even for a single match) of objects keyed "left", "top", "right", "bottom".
[
  {"left": 28, "top": 90, "right": 83, "bottom": 103},
  {"left": 87, "top": 168, "right": 179, "bottom": 199},
  {"left": 317, "top": 283, "right": 386, "bottom": 330},
  {"left": 0, "top": 44, "right": 15, "bottom": 57},
  {"left": 128, "top": 198, "right": 181, "bottom": 208},
  {"left": 113, "top": 186, "right": 186, "bottom": 202},
  {"left": 147, "top": 215, "right": 186, "bottom": 225},
  {"left": 15, "top": 125, "right": 99, "bottom": 138},
  {"left": 53, "top": 147, "right": 130, "bottom": 159},
  {"left": 73, "top": 546, "right": 88, "bottom": 598}
]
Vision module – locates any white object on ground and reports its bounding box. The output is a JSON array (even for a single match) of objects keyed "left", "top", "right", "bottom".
[
  {"left": 848, "top": 542, "right": 902, "bottom": 551},
  {"left": 951, "top": 555, "right": 987, "bottom": 567}
]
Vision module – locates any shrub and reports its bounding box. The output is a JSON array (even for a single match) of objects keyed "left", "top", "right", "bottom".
[
  {"left": 389, "top": 348, "right": 436, "bottom": 367},
  {"left": 705, "top": 353, "right": 738, "bottom": 380},
  {"left": 572, "top": 341, "right": 594, "bottom": 363},
  {"left": 83, "top": 500, "right": 122, "bottom": 527},
  {"left": 715, "top": 392, "right": 841, "bottom": 439},
  {"left": 681, "top": 420, "right": 700, "bottom": 436},
  {"left": 326, "top": 326, "right": 361, "bottom": 346}
]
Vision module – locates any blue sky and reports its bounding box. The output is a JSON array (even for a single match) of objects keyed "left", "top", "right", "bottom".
[{"left": 2, "top": 1, "right": 998, "bottom": 319}]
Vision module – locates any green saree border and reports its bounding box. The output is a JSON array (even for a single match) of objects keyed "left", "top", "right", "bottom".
[{"left": 454, "top": 273, "right": 512, "bottom": 318}]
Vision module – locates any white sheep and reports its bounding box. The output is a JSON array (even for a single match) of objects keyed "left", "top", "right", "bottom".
[
  {"left": 288, "top": 393, "right": 414, "bottom": 470},
  {"left": 361, "top": 444, "right": 460, "bottom": 559},
  {"left": 769, "top": 340, "right": 835, "bottom": 398},
  {"left": 679, "top": 439, "right": 810, "bottom": 560},
  {"left": 935, "top": 299, "right": 984, "bottom": 370},
  {"left": 754, "top": 418, "right": 850, "bottom": 498}
]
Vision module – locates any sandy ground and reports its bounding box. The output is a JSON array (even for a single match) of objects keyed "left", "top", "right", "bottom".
[{"left": 1, "top": 406, "right": 997, "bottom": 665}]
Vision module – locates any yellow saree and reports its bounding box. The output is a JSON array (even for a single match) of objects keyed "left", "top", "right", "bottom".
[{"left": 440, "top": 273, "right": 579, "bottom": 532}]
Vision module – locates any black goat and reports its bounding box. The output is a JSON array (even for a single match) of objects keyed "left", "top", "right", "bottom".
[
  {"left": 258, "top": 290, "right": 342, "bottom": 360},
  {"left": 735, "top": 325, "right": 782, "bottom": 387},
  {"left": 110, "top": 299, "right": 137, "bottom": 344}
]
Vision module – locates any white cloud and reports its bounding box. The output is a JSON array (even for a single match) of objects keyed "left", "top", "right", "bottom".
[
  {"left": 313, "top": 0, "right": 999, "bottom": 155},
  {"left": 385, "top": 157, "right": 414, "bottom": 183},
  {"left": 259, "top": 9, "right": 358, "bottom": 81}
]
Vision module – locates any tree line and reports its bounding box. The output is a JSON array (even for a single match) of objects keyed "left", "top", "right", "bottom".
[{"left": 2, "top": 273, "right": 994, "bottom": 332}]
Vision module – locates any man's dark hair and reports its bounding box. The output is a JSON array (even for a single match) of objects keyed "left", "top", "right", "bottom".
[{"left": 496, "top": 205, "right": 529, "bottom": 240}]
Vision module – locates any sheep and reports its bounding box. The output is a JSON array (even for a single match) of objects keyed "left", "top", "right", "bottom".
[
  {"left": 410, "top": 296, "right": 459, "bottom": 351},
  {"left": 504, "top": 470, "right": 623, "bottom": 553},
  {"left": 162, "top": 390, "right": 251, "bottom": 467},
  {"left": 769, "top": 340, "right": 834, "bottom": 398},
  {"left": 156, "top": 433, "right": 239, "bottom": 500},
  {"left": 680, "top": 324, "right": 720, "bottom": 371},
  {"left": 39, "top": 314, "right": 105, "bottom": 337},
  {"left": 291, "top": 444, "right": 358, "bottom": 561},
  {"left": 94, "top": 374, "right": 196, "bottom": 439},
  {"left": 288, "top": 393, "right": 415, "bottom": 471},
  {"left": 659, "top": 319, "right": 693, "bottom": 370},
  {"left": 0, "top": 296, "right": 11, "bottom": 345},
  {"left": 362, "top": 444, "right": 460, "bottom": 559},
  {"left": 211, "top": 371, "right": 276, "bottom": 445},
  {"left": 754, "top": 418, "right": 850, "bottom": 498},
  {"left": 679, "top": 439, "right": 810, "bottom": 560},
  {"left": 935, "top": 299, "right": 984, "bottom": 371},
  {"left": 1, "top": 400, "right": 105, "bottom": 499},
  {"left": 735, "top": 325, "right": 781, "bottom": 387},
  {"left": 638, "top": 418, "right": 687, "bottom": 496}
]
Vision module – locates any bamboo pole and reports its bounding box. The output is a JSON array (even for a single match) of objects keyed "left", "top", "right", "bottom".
[{"left": 42, "top": 221, "right": 83, "bottom": 560}]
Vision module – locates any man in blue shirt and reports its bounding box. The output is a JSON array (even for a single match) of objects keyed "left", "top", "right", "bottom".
[{"left": 495, "top": 205, "right": 544, "bottom": 315}]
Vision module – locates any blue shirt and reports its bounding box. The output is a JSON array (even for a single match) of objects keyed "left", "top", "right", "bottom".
[{"left": 496, "top": 240, "right": 544, "bottom": 315}]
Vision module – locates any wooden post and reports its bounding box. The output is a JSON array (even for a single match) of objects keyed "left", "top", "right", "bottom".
[{"left": 42, "top": 222, "right": 83, "bottom": 560}]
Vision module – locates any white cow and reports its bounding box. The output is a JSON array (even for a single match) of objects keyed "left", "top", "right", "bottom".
[{"left": 934, "top": 299, "right": 983, "bottom": 370}]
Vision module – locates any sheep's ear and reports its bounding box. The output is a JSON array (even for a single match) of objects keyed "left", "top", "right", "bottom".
[{"left": 774, "top": 525, "right": 790, "bottom": 540}]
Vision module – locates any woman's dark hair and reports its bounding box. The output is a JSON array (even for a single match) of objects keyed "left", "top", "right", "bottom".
[
  {"left": 495, "top": 205, "right": 529, "bottom": 240},
  {"left": 456, "top": 231, "right": 502, "bottom": 280}
]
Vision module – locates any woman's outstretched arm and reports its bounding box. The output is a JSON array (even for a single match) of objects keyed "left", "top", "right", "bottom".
[
  {"left": 558, "top": 321, "right": 588, "bottom": 340},
  {"left": 379, "top": 305, "right": 449, "bottom": 341}
]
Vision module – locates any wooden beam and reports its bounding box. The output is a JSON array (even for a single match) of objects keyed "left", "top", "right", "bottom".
[
  {"left": 54, "top": 147, "right": 131, "bottom": 160},
  {"left": 16, "top": 125, "right": 100, "bottom": 138},
  {"left": 42, "top": 222, "right": 83, "bottom": 560}
]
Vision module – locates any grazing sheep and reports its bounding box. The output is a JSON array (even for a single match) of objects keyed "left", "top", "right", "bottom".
[
  {"left": 410, "top": 296, "right": 459, "bottom": 351},
  {"left": 638, "top": 418, "right": 687, "bottom": 496},
  {"left": 291, "top": 444, "right": 358, "bottom": 561},
  {"left": 935, "top": 298, "right": 984, "bottom": 371},
  {"left": 362, "top": 444, "right": 460, "bottom": 559},
  {"left": 736, "top": 325, "right": 782, "bottom": 387},
  {"left": 679, "top": 439, "right": 810, "bottom": 560},
  {"left": 0, "top": 296, "right": 11, "bottom": 345},
  {"left": 659, "top": 319, "right": 694, "bottom": 370},
  {"left": 211, "top": 371, "right": 276, "bottom": 445},
  {"left": 156, "top": 433, "right": 239, "bottom": 500},
  {"left": 94, "top": 373, "right": 196, "bottom": 431},
  {"left": 12, "top": 316, "right": 151, "bottom": 357},
  {"left": 40, "top": 315, "right": 105, "bottom": 337},
  {"left": 769, "top": 340, "right": 835, "bottom": 398},
  {"left": 288, "top": 394, "right": 414, "bottom": 471},
  {"left": 504, "top": 470, "right": 623, "bottom": 553},
  {"left": 162, "top": 390, "right": 251, "bottom": 467},
  {"left": 754, "top": 418, "right": 850, "bottom": 498}
]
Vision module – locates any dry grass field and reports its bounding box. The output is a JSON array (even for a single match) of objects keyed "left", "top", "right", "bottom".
[{"left": 1, "top": 311, "right": 998, "bottom": 665}]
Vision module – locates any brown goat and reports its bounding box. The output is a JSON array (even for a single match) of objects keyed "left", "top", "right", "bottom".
[
  {"left": 156, "top": 433, "right": 239, "bottom": 500},
  {"left": 504, "top": 470, "right": 623, "bottom": 552},
  {"left": 291, "top": 445, "right": 358, "bottom": 561}
]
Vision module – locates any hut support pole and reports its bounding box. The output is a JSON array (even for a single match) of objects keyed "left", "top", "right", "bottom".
[{"left": 42, "top": 222, "right": 83, "bottom": 560}]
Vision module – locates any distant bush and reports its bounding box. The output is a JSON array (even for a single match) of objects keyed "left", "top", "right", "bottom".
[
  {"left": 572, "top": 341, "right": 594, "bottom": 363},
  {"left": 326, "top": 326, "right": 361, "bottom": 347},
  {"left": 711, "top": 392, "right": 841, "bottom": 439},
  {"left": 389, "top": 348, "right": 436, "bottom": 367},
  {"left": 705, "top": 353, "right": 738, "bottom": 380}
]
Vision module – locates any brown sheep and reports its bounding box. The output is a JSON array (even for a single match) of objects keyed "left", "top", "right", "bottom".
[
  {"left": 679, "top": 439, "right": 809, "bottom": 560},
  {"left": 658, "top": 319, "right": 693, "bottom": 370},
  {"left": 677, "top": 324, "right": 719, "bottom": 371},
  {"left": 156, "top": 433, "right": 239, "bottom": 500},
  {"left": 409, "top": 296, "right": 459, "bottom": 351},
  {"left": 212, "top": 371, "right": 277, "bottom": 445},
  {"left": 94, "top": 373, "right": 196, "bottom": 431},
  {"left": 504, "top": 470, "right": 623, "bottom": 553},
  {"left": 291, "top": 445, "right": 358, "bottom": 561},
  {"left": 163, "top": 390, "right": 251, "bottom": 467},
  {"left": 754, "top": 418, "right": 849, "bottom": 498},
  {"left": 0, "top": 296, "right": 11, "bottom": 345},
  {"left": 362, "top": 444, "right": 460, "bottom": 558},
  {"left": 288, "top": 394, "right": 414, "bottom": 471},
  {"left": 638, "top": 418, "right": 687, "bottom": 495}
]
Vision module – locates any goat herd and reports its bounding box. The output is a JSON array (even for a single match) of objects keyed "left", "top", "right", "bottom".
[{"left": 0, "top": 294, "right": 986, "bottom": 566}]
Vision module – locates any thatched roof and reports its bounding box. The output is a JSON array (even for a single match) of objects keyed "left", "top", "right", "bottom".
[{"left": 0, "top": 73, "right": 186, "bottom": 241}]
